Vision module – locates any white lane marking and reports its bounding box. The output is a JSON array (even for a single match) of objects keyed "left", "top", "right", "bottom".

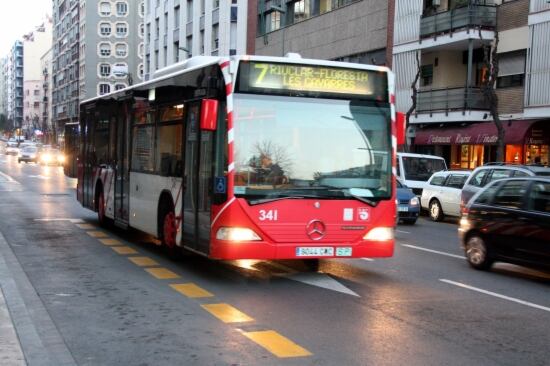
[
  {"left": 34, "top": 218, "right": 84, "bottom": 223},
  {"left": 396, "top": 229, "right": 411, "bottom": 234},
  {"left": 282, "top": 272, "right": 360, "bottom": 297},
  {"left": 440, "top": 279, "right": 550, "bottom": 313},
  {"left": 0, "top": 171, "right": 19, "bottom": 184},
  {"left": 401, "top": 244, "right": 465, "bottom": 259},
  {"left": 361, "top": 258, "right": 374, "bottom": 262},
  {"left": 28, "top": 175, "right": 50, "bottom": 180}
]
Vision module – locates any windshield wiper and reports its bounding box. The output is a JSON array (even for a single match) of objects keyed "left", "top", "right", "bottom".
[
  {"left": 315, "top": 185, "right": 380, "bottom": 207},
  {"left": 247, "top": 194, "right": 328, "bottom": 206},
  {"left": 347, "top": 194, "right": 378, "bottom": 207}
]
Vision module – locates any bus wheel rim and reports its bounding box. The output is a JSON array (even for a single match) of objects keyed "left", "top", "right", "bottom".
[{"left": 164, "top": 212, "right": 176, "bottom": 248}]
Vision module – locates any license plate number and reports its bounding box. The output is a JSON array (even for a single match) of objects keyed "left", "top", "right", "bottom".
[
  {"left": 296, "top": 247, "right": 334, "bottom": 257},
  {"left": 398, "top": 206, "right": 409, "bottom": 212},
  {"left": 336, "top": 247, "right": 352, "bottom": 257}
]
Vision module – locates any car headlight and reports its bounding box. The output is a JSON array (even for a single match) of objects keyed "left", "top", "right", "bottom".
[
  {"left": 216, "top": 227, "right": 262, "bottom": 241},
  {"left": 409, "top": 197, "right": 419, "bottom": 206},
  {"left": 42, "top": 154, "right": 52, "bottom": 162},
  {"left": 57, "top": 154, "right": 66, "bottom": 163},
  {"left": 363, "top": 227, "right": 394, "bottom": 241}
]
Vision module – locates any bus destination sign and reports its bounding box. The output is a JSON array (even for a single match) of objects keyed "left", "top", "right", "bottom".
[{"left": 238, "top": 62, "right": 386, "bottom": 98}]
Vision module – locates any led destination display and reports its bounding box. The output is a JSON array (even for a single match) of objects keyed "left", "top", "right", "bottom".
[{"left": 237, "top": 61, "right": 388, "bottom": 100}]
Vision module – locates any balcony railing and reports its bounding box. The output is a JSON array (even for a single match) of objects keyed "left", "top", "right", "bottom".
[
  {"left": 417, "top": 87, "right": 490, "bottom": 113},
  {"left": 420, "top": 5, "right": 496, "bottom": 38}
]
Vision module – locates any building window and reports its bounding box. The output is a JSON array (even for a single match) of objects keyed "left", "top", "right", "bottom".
[
  {"left": 115, "top": 43, "right": 128, "bottom": 57},
  {"left": 212, "top": 24, "right": 219, "bottom": 50},
  {"left": 115, "top": 83, "right": 126, "bottom": 91},
  {"left": 116, "top": 2, "right": 128, "bottom": 16},
  {"left": 174, "top": 42, "right": 180, "bottom": 62},
  {"left": 113, "top": 63, "right": 128, "bottom": 78},
  {"left": 99, "top": 2, "right": 111, "bottom": 16},
  {"left": 186, "top": 36, "right": 192, "bottom": 58},
  {"left": 267, "top": 11, "right": 281, "bottom": 32},
  {"left": 139, "top": 43, "right": 145, "bottom": 58},
  {"left": 99, "top": 42, "right": 111, "bottom": 57},
  {"left": 186, "top": 0, "right": 193, "bottom": 23},
  {"left": 99, "top": 63, "right": 111, "bottom": 77},
  {"left": 99, "top": 22, "right": 112, "bottom": 36},
  {"left": 293, "top": 0, "right": 310, "bottom": 23},
  {"left": 497, "top": 74, "right": 524, "bottom": 88},
  {"left": 139, "top": 23, "right": 144, "bottom": 38},
  {"left": 213, "top": 0, "right": 220, "bottom": 8},
  {"left": 174, "top": 6, "right": 180, "bottom": 29},
  {"left": 421, "top": 64, "right": 433, "bottom": 87},
  {"left": 115, "top": 22, "right": 128, "bottom": 37},
  {"left": 139, "top": 1, "right": 145, "bottom": 16},
  {"left": 99, "top": 83, "right": 111, "bottom": 95}
]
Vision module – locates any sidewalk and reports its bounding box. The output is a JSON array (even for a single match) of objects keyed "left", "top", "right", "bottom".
[{"left": 0, "top": 286, "right": 25, "bottom": 366}]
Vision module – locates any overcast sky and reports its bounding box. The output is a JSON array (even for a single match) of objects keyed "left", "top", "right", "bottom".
[{"left": 0, "top": 0, "right": 52, "bottom": 56}]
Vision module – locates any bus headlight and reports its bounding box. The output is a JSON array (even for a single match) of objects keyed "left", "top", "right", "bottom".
[
  {"left": 216, "top": 227, "right": 261, "bottom": 241},
  {"left": 409, "top": 197, "right": 419, "bottom": 206},
  {"left": 363, "top": 227, "right": 394, "bottom": 241},
  {"left": 42, "top": 153, "right": 52, "bottom": 163}
]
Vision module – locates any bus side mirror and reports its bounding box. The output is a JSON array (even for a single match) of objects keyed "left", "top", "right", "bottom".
[
  {"left": 396, "top": 112, "right": 406, "bottom": 146},
  {"left": 200, "top": 99, "right": 219, "bottom": 131}
]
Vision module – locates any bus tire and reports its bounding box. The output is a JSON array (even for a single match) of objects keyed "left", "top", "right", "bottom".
[{"left": 158, "top": 197, "right": 180, "bottom": 259}]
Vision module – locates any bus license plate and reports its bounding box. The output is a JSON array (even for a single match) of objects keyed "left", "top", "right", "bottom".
[
  {"left": 296, "top": 247, "right": 334, "bottom": 257},
  {"left": 398, "top": 206, "right": 409, "bottom": 212},
  {"left": 336, "top": 247, "right": 352, "bottom": 257}
]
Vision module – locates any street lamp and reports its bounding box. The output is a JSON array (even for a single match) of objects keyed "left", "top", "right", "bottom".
[{"left": 178, "top": 46, "right": 191, "bottom": 60}]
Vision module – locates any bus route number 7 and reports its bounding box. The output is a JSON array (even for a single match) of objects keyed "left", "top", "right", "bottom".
[{"left": 259, "top": 209, "right": 278, "bottom": 221}]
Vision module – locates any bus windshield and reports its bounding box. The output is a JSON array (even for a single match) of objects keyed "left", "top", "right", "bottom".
[{"left": 233, "top": 94, "right": 392, "bottom": 200}]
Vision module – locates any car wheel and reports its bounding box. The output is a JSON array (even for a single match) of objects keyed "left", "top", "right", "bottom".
[
  {"left": 465, "top": 235, "right": 493, "bottom": 270},
  {"left": 429, "top": 199, "right": 444, "bottom": 222}
]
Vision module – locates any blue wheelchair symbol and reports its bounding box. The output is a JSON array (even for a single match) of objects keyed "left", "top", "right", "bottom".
[{"left": 214, "top": 177, "right": 226, "bottom": 194}]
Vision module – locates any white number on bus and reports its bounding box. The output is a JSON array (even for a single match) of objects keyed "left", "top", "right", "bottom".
[{"left": 259, "top": 210, "right": 278, "bottom": 221}]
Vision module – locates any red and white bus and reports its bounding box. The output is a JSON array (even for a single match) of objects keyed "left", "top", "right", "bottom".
[{"left": 75, "top": 54, "right": 403, "bottom": 261}]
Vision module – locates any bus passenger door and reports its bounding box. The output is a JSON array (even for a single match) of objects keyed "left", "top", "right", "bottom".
[
  {"left": 182, "top": 101, "right": 213, "bottom": 254},
  {"left": 114, "top": 105, "right": 130, "bottom": 224}
]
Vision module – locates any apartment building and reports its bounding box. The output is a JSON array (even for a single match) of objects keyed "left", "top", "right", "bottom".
[
  {"left": 0, "top": 57, "right": 7, "bottom": 119},
  {"left": 22, "top": 20, "right": 53, "bottom": 135},
  {"left": 393, "top": 0, "right": 549, "bottom": 168},
  {"left": 7, "top": 41, "right": 24, "bottom": 129},
  {"left": 41, "top": 48, "right": 54, "bottom": 142},
  {"left": 143, "top": 0, "right": 247, "bottom": 79},
  {"left": 253, "top": 0, "right": 390, "bottom": 65},
  {"left": 53, "top": 0, "right": 143, "bottom": 138}
]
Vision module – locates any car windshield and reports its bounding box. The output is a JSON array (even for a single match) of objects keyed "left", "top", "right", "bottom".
[
  {"left": 233, "top": 94, "right": 392, "bottom": 200},
  {"left": 22, "top": 147, "right": 37, "bottom": 153},
  {"left": 402, "top": 157, "right": 447, "bottom": 182}
]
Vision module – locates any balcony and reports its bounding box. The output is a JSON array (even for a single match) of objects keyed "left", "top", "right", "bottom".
[
  {"left": 417, "top": 87, "right": 490, "bottom": 114},
  {"left": 420, "top": 5, "right": 496, "bottom": 39}
]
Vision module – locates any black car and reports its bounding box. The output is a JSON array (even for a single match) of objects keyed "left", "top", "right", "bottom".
[{"left": 459, "top": 177, "right": 550, "bottom": 271}]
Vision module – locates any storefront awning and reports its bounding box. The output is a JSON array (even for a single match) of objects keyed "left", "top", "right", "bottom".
[{"left": 414, "top": 120, "right": 547, "bottom": 145}]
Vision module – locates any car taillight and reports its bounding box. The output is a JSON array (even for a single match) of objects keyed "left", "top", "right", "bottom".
[{"left": 460, "top": 199, "right": 467, "bottom": 215}]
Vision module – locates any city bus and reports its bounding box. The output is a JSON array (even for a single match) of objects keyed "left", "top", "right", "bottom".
[{"left": 75, "top": 54, "right": 404, "bottom": 261}]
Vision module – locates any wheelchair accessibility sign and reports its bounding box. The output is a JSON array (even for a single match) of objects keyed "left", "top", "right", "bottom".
[{"left": 214, "top": 177, "right": 226, "bottom": 194}]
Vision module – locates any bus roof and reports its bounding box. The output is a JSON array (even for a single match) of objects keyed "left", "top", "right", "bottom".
[{"left": 80, "top": 54, "right": 391, "bottom": 106}]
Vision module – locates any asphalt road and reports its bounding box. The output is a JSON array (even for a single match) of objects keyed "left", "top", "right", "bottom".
[{"left": 0, "top": 154, "right": 549, "bottom": 366}]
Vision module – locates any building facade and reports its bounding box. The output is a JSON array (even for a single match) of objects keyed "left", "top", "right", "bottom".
[
  {"left": 23, "top": 20, "right": 53, "bottom": 136},
  {"left": 7, "top": 41, "right": 24, "bottom": 130},
  {"left": 52, "top": 0, "right": 143, "bottom": 141},
  {"left": 253, "top": 0, "right": 389, "bottom": 65},
  {"left": 393, "top": 0, "right": 549, "bottom": 168},
  {"left": 0, "top": 57, "right": 7, "bottom": 119},
  {"left": 41, "top": 48, "right": 54, "bottom": 142},
  {"left": 143, "top": 0, "right": 247, "bottom": 79}
]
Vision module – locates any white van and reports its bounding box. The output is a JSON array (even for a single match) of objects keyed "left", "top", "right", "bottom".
[{"left": 396, "top": 152, "right": 447, "bottom": 195}]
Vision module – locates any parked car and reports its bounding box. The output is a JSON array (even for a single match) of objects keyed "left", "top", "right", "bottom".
[
  {"left": 461, "top": 163, "right": 550, "bottom": 207},
  {"left": 396, "top": 152, "right": 447, "bottom": 196},
  {"left": 18, "top": 145, "right": 40, "bottom": 163},
  {"left": 396, "top": 179, "right": 420, "bottom": 225},
  {"left": 421, "top": 170, "right": 471, "bottom": 221},
  {"left": 459, "top": 177, "right": 550, "bottom": 271}
]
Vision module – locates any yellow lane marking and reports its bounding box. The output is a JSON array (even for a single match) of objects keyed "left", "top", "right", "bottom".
[
  {"left": 111, "top": 246, "right": 138, "bottom": 255},
  {"left": 99, "top": 238, "right": 122, "bottom": 246},
  {"left": 242, "top": 330, "right": 312, "bottom": 358},
  {"left": 201, "top": 303, "right": 254, "bottom": 323},
  {"left": 128, "top": 256, "right": 159, "bottom": 267},
  {"left": 76, "top": 223, "right": 95, "bottom": 229},
  {"left": 145, "top": 267, "right": 180, "bottom": 279},
  {"left": 86, "top": 231, "right": 108, "bottom": 238},
  {"left": 170, "top": 283, "right": 214, "bottom": 298}
]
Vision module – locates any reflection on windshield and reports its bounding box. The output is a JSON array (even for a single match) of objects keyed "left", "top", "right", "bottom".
[
  {"left": 402, "top": 157, "right": 446, "bottom": 182},
  {"left": 233, "top": 94, "right": 392, "bottom": 199}
]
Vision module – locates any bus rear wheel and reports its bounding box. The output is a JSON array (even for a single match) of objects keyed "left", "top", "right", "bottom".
[
  {"left": 159, "top": 203, "right": 180, "bottom": 259},
  {"left": 97, "top": 189, "right": 111, "bottom": 227}
]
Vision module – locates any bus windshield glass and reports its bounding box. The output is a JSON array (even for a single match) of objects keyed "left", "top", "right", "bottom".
[
  {"left": 402, "top": 157, "right": 447, "bottom": 182},
  {"left": 233, "top": 94, "right": 392, "bottom": 200}
]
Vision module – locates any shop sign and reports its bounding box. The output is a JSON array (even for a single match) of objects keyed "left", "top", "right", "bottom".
[
  {"left": 525, "top": 128, "right": 549, "bottom": 145},
  {"left": 475, "top": 134, "right": 498, "bottom": 144}
]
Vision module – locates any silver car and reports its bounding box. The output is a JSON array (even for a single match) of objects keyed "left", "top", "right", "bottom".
[{"left": 421, "top": 170, "right": 471, "bottom": 221}]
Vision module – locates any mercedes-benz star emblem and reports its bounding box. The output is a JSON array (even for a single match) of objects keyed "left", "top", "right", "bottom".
[{"left": 306, "top": 220, "right": 326, "bottom": 241}]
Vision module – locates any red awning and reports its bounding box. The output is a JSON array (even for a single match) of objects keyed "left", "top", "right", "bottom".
[{"left": 414, "top": 120, "right": 541, "bottom": 145}]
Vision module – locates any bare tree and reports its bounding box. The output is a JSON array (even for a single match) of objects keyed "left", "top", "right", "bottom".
[
  {"left": 405, "top": 51, "right": 422, "bottom": 153},
  {"left": 479, "top": 28, "right": 505, "bottom": 162},
  {"left": 250, "top": 140, "right": 293, "bottom": 175}
]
